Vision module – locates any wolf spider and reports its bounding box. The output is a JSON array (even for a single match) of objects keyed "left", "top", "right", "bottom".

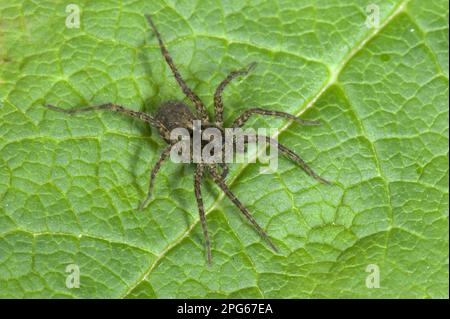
[{"left": 46, "top": 15, "right": 330, "bottom": 264}]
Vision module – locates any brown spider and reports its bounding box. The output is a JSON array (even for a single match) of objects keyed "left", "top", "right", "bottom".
[{"left": 46, "top": 15, "right": 330, "bottom": 264}]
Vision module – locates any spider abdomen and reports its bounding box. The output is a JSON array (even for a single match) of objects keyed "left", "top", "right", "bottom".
[{"left": 155, "top": 100, "right": 198, "bottom": 132}]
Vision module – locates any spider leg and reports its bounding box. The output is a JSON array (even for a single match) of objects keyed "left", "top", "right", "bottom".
[
  {"left": 146, "top": 14, "right": 209, "bottom": 123},
  {"left": 252, "top": 134, "right": 331, "bottom": 185},
  {"left": 46, "top": 103, "right": 170, "bottom": 140},
  {"left": 218, "top": 162, "right": 229, "bottom": 179},
  {"left": 194, "top": 164, "right": 212, "bottom": 264},
  {"left": 232, "top": 107, "right": 321, "bottom": 128},
  {"left": 139, "top": 143, "right": 174, "bottom": 210},
  {"left": 208, "top": 164, "right": 278, "bottom": 253},
  {"left": 214, "top": 62, "right": 257, "bottom": 127}
]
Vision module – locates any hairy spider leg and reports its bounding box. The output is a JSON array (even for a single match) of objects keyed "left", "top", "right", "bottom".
[
  {"left": 213, "top": 62, "right": 257, "bottom": 127},
  {"left": 146, "top": 14, "right": 209, "bottom": 123},
  {"left": 139, "top": 143, "right": 176, "bottom": 210},
  {"left": 46, "top": 103, "right": 170, "bottom": 140},
  {"left": 247, "top": 134, "right": 330, "bottom": 185},
  {"left": 208, "top": 164, "right": 279, "bottom": 253},
  {"left": 232, "top": 107, "right": 321, "bottom": 128},
  {"left": 194, "top": 164, "right": 212, "bottom": 264},
  {"left": 218, "top": 162, "right": 229, "bottom": 179}
]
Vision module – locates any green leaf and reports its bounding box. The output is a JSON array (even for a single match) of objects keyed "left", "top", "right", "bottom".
[{"left": 0, "top": 0, "right": 448, "bottom": 298}]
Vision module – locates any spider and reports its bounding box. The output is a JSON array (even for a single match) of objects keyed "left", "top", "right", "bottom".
[{"left": 46, "top": 15, "right": 330, "bottom": 264}]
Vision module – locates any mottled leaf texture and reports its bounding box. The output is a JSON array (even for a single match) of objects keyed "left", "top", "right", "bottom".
[{"left": 0, "top": 0, "right": 448, "bottom": 298}]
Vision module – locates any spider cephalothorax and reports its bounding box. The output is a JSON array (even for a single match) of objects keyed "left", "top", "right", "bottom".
[{"left": 46, "top": 15, "right": 330, "bottom": 264}]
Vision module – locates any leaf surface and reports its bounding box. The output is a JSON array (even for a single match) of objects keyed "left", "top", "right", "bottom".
[{"left": 0, "top": 0, "right": 448, "bottom": 298}]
